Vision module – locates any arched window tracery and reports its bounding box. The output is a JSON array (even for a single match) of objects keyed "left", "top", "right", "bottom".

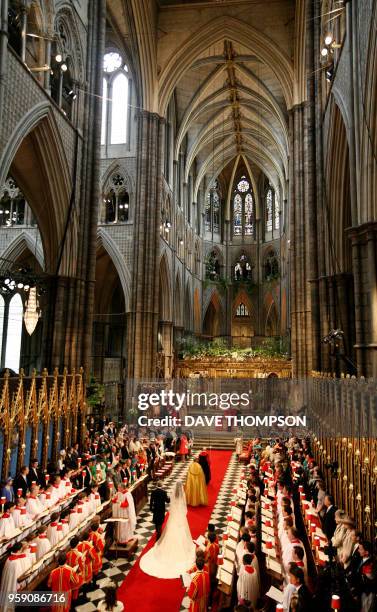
[
  {"left": 161, "top": 196, "right": 172, "bottom": 244},
  {"left": 236, "top": 302, "right": 249, "bottom": 317},
  {"left": 102, "top": 171, "right": 130, "bottom": 224},
  {"left": 50, "top": 10, "right": 83, "bottom": 119},
  {"left": 101, "top": 52, "right": 129, "bottom": 146},
  {"left": 205, "top": 180, "right": 221, "bottom": 234},
  {"left": 0, "top": 177, "right": 31, "bottom": 226},
  {"left": 205, "top": 250, "right": 221, "bottom": 281},
  {"left": 234, "top": 253, "right": 253, "bottom": 281},
  {"left": 264, "top": 250, "right": 280, "bottom": 281},
  {"left": 232, "top": 176, "right": 255, "bottom": 238},
  {"left": 265, "top": 183, "right": 280, "bottom": 233}
]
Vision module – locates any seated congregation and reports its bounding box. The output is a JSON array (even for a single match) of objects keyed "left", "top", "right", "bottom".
[{"left": 0, "top": 425, "right": 375, "bottom": 612}]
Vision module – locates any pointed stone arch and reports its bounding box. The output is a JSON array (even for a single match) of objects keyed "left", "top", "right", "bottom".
[
  {"left": 203, "top": 290, "right": 223, "bottom": 338},
  {"left": 231, "top": 289, "right": 255, "bottom": 347},
  {"left": 174, "top": 270, "right": 183, "bottom": 327},
  {"left": 0, "top": 103, "right": 72, "bottom": 274},
  {"left": 96, "top": 228, "right": 131, "bottom": 311},
  {"left": 264, "top": 294, "right": 280, "bottom": 337},
  {"left": 0, "top": 231, "right": 45, "bottom": 271},
  {"left": 158, "top": 252, "right": 172, "bottom": 322},
  {"left": 184, "top": 281, "right": 192, "bottom": 332}
]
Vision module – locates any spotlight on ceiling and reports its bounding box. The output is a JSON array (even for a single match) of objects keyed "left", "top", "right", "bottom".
[
  {"left": 61, "top": 63, "right": 68, "bottom": 72},
  {"left": 55, "top": 53, "right": 62, "bottom": 63},
  {"left": 324, "top": 33, "right": 333, "bottom": 46},
  {"left": 321, "top": 47, "right": 329, "bottom": 57}
]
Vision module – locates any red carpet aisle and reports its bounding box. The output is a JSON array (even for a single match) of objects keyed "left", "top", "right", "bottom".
[{"left": 117, "top": 451, "right": 232, "bottom": 612}]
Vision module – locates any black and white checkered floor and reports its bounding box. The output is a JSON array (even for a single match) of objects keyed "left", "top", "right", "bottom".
[{"left": 74, "top": 452, "right": 241, "bottom": 612}]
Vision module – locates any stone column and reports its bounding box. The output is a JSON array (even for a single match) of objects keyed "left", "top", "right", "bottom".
[
  {"left": 127, "top": 111, "right": 165, "bottom": 380},
  {"left": 40, "top": 0, "right": 106, "bottom": 376},
  {"left": 348, "top": 222, "right": 377, "bottom": 377},
  {"left": 0, "top": 0, "right": 9, "bottom": 126}
]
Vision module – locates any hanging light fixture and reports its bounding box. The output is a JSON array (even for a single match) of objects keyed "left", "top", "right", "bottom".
[{"left": 24, "top": 287, "right": 41, "bottom": 335}]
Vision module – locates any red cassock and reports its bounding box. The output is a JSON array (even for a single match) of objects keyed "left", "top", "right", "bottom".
[
  {"left": 88, "top": 531, "right": 104, "bottom": 573},
  {"left": 76, "top": 541, "right": 96, "bottom": 583},
  {"left": 47, "top": 564, "right": 79, "bottom": 612},
  {"left": 187, "top": 569, "right": 210, "bottom": 612},
  {"left": 179, "top": 435, "right": 189, "bottom": 455},
  {"left": 66, "top": 549, "right": 85, "bottom": 599},
  {"left": 205, "top": 542, "right": 219, "bottom": 578}
]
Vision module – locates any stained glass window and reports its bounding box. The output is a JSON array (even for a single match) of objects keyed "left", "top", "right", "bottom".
[
  {"left": 5, "top": 294, "right": 23, "bottom": 372},
  {"left": 205, "top": 192, "right": 211, "bottom": 230},
  {"left": 266, "top": 188, "right": 273, "bottom": 232},
  {"left": 101, "top": 78, "right": 107, "bottom": 145},
  {"left": 110, "top": 73, "right": 128, "bottom": 144},
  {"left": 233, "top": 194, "right": 242, "bottom": 235},
  {"left": 236, "top": 303, "right": 249, "bottom": 317},
  {"left": 101, "top": 52, "right": 129, "bottom": 145},
  {"left": 275, "top": 194, "right": 280, "bottom": 229},
  {"left": 233, "top": 175, "right": 255, "bottom": 237},
  {"left": 205, "top": 181, "right": 221, "bottom": 233},
  {"left": 103, "top": 52, "right": 122, "bottom": 73},
  {"left": 213, "top": 191, "right": 220, "bottom": 233},
  {"left": 244, "top": 193, "right": 253, "bottom": 235},
  {"left": 237, "top": 177, "right": 250, "bottom": 193}
]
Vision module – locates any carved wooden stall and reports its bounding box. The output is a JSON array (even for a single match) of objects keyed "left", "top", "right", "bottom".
[
  {"left": 0, "top": 368, "right": 86, "bottom": 479},
  {"left": 305, "top": 373, "right": 377, "bottom": 545}
]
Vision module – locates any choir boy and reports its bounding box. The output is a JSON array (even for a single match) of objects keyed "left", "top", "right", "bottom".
[
  {"left": 187, "top": 557, "right": 210, "bottom": 612},
  {"left": 47, "top": 552, "right": 80, "bottom": 612}
]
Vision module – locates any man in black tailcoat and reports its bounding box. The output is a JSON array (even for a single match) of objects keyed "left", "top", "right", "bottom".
[{"left": 150, "top": 480, "right": 170, "bottom": 540}]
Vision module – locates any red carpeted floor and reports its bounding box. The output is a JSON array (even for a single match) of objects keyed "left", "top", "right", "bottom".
[{"left": 117, "top": 450, "right": 232, "bottom": 612}]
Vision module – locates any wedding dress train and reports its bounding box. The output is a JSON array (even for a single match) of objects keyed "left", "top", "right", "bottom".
[{"left": 139, "top": 482, "right": 195, "bottom": 579}]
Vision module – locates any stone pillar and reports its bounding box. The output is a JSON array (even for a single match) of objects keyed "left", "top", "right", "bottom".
[
  {"left": 348, "top": 222, "right": 377, "bottom": 377},
  {"left": 290, "top": 0, "right": 320, "bottom": 377},
  {"left": 290, "top": 104, "right": 311, "bottom": 376},
  {"left": 127, "top": 111, "right": 165, "bottom": 380},
  {"left": 40, "top": 0, "right": 106, "bottom": 376},
  {"left": 0, "top": 0, "right": 9, "bottom": 126}
]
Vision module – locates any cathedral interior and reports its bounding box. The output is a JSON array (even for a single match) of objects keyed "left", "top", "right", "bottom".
[
  {"left": 0, "top": 1, "right": 376, "bottom": 610},
  {"left": 1, "top": 0, "right": 376, "bottom": 392}
]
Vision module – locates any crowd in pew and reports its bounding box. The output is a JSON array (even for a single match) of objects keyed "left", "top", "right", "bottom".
[
  {"left": 0, "top": 417, "right": 188, "bottom": 610},
  {"left": 187, "top": 436, "right": 376, "bottom": 612}
]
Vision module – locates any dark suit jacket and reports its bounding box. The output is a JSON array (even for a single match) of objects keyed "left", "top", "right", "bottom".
[
  {"left": 322, "top": 505, "right": 337, "bottom": 540},
  {"left": 291, "top": 584, "right": 313, "bottom": 611},
  {"left": 150, "top": 487, "right": 170, "bottom": 526},
  {"left": 13, "top": 474, "right": 28, "bottom": 498},
  {"left": 82, "top": 466, "right": 92, "bottom": 488},
  {"left": 28, "top": 467, "right": 44, "bottom": 488}
]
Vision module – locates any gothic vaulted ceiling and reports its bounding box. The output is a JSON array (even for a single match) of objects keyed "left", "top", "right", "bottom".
[{"left": 109, "top": 0, "right": 302, "bottom": 198}]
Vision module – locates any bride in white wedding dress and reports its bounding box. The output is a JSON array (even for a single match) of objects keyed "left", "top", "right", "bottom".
[{"left": 139, "top": 481, "right": 195, "bottom": 578}]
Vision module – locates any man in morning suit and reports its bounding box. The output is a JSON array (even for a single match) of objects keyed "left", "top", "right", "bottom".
[
  {"left": 150, "top": 480, "right": 170, "bottom": 540},
  {"left": 322, "top": 494, "right": 337, "bottom": 540}
]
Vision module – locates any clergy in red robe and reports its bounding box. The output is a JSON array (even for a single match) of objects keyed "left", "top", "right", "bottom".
[
  {"left": 66, "top": 537, "right": 86, "bottom": 600},
  {"left": 88, "top": 523, "right": 105, "bottom": 573},
  {"left": 204, "top": 533, "right": 219, "bottom": 580},
  {"left": 187, "top": 558, "right": 210, "bottom": 612},
  {"left": 179, "top": 434, "right": 189, "bottom": 459},
  {"left": 77, "top": 533, "right": 96, "bottom": 583},
  {"left": 47, "top": 552, "right": 80, "bottom": 612}
]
